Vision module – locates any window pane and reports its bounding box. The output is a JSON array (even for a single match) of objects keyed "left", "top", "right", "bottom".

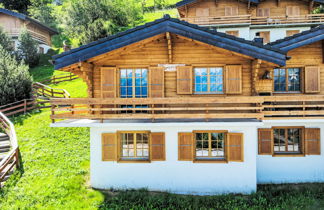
[
  {"left": 274, "top": 68, "right": 286, "bottom": 92},
  {"left": 194, "top": 67, "right": 223, "bottom": 93},
  {"left": 288, "top": 68, "right": 300, "bottom": 92}
]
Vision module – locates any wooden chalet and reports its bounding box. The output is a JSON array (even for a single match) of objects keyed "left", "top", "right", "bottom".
[
  {"left": 0, "top": 8, "right": 58, "bottom": 53},
  {"left": 49, "top": 10, "right": 324, "bottom": 194}
]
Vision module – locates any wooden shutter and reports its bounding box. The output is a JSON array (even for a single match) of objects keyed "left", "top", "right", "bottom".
[
  {"left": 257, "top": 8, "right": 270, "bottom": 17},
  {"left": 101, "top": 67, "right": 117, "bottom": 98},
  {"left": 259, "top": 31, "right": 270, "bottom": 44},
  {"left": 287, "top": 6, "right": 299, "bottom": 16},
  {"left": 286, "top": 6, "right": 293, "bottom": 16},
  {"left": 149, "top": 67, "right": 164, "bottom": 98},
  {"left": 196, "top": 8, "right": 209, "bottom": 17},
  {"left": 258, "top": 129, "right": 273, "bottom": 155},
  {"left": 226, "top": 31, "right": 239, "bottom": 37},
  {"left": 102, "top": 133, "right": 117, "bottom": 161},
  {"left": 150, "top": 132, "right": 166, "bottom": 161},
  {"left": 232, "top": 7, "right": 238, "bottom": 16},
  {"left": 286, "top": 30, "right": 300, "bottom": 37},
  {"left": 177, "top": 66, "right": 193, "bottom": 94},
  {"left": 227, "top": 133, "right": 244, "bottom": 162},
  {"left": 225, "top": 7, "right": 238, "bottom": 16},
  {"left": 225, "top": 65, "right": 242, "bottom": 94},
  {"left": 305, "top": 128, "right": 321, "bottom": 155},
  {"left": 305, "top": 66, "right": 320, "bottom": 93},
  {"left": 178, "top": 132, "right": 193, "bottom": 161}
]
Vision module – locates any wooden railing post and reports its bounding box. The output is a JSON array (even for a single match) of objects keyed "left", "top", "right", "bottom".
[
  {"left": 15, "top": 148, "right": 20, "bottom": 169},
  {"left": 23, "top": 99, "right": 27, "bottom": 114},
  {"left": 51, "top": 104, "right": 55, "bottom": 123}
]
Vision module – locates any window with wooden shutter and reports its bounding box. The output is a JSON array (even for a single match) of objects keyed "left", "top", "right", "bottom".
[
  {"left": 286, "top": 30, "right": 300, "bottom": 37},
  {"left": 102, "top": 133, "right": 117, "bottom": 161},
  {"left": 259, "top": 31, "right": 270, "bottom": 44},
  {"left": 225, "top": 6, "right": 238, "bottom": 16},
  {"left": 227, "top": 133, "right": 244, "bottom": 162},
  {"left": 257, "top": 8, "right": 270, "bottom": 17},
  {"left": 101, "top": 67, "right": 117, "bottom": 98},
  {"left": 177, "top": 66, "right": 193, "bottom": 94},
  {"left": 226, "top": 31, "right": 239, "bottom": 37},
  {"left": 150, "top": 132, "right": 165, "bottom": 161},
  {"left": 305, "top": 128, "right": 321, "bottom": 155},
  {"left": 286, "top": 6, "right": 300, "bottom": 16},
  {"left": 305, "top": 66, "right": 320, "bottom": 93},
  {"left": 258, "top": 129, "right": 273, "bottom": 155},
  {"left": 225, "top": 65, "right": 242, "bottom": 94},
  {"left": 196, "top": 8, "right": 209, "bottom": 17},
  {"left": 178, "top": 132, "right": 193, "bottom": 161},
  {"left": 149, "top": 67, "right": 164, "bottom": 98}
]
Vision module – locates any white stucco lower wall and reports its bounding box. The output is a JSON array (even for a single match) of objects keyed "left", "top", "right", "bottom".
[
  {"left": 257, "top": 120, "right": 324, "bottom": 184},
  {"left": 89, "top": 122, "right": 260, "bottom": 195}
]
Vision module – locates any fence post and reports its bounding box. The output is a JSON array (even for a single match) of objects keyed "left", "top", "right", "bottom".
[
  {"left": 51, "top": 88, "right": 54, "bottom": 97},
  {"left": 70, "top": 73, "right": 72, "bottom": 81},
  {"left": 15, "top": 148, "right": 20, "bottom": 169},
  {"left": 23, "top": 99, "right": 27, "bottom": 114},
  {"left": 51, "top": 104, "right": 55, "bottom": 123}
]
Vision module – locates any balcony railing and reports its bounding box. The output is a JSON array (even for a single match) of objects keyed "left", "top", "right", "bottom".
[
  {"left": 8, "top": 28, "right": 50, "bottom": 45},
  {"left": 50, "top": 95, "right": 324, "bottom": 122},
  {"left": 180, "top": 14, "right": 324, "bottom": 26}
]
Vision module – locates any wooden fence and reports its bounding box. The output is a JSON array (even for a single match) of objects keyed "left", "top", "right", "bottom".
[
  {"left": 33, "top": 82, "right": 70, "bottom": 99},
  {"left": 0, "top": 112, "right": 19, "bottom": 187},
  {"left": 40, "top": 73, "right": 78, "bottom": 85}
]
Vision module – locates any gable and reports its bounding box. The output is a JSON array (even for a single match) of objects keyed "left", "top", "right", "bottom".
[{"left": 53, "top": 15, "right": 287, "bottom": 70}]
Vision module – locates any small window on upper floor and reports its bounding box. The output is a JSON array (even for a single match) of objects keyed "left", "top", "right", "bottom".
[
  {"left": 258, "top": 31, "right": 270, "bottom": 44},
  {"left": 194, "top": 67, "right": 223, "bottom": 94},
  {"left": 274, "top": 68, "right": 301, "bottom": 92},
  {"left": 286, "top": 30, "right": 300, "bottom": 37},
  {"left": 286, "top": 6, "right": 300, "bottom": 16},
  {"left": 225, "top": 6, "right": 239, "bottom": 16},
  {"left": 120, "top": 68, "right": 148, "bottom": 98},
  {"left": 226, "top": 30, "right": 239, "bottom": 37},
  {"left": 257, "top": 8, "right": 270, "bottom": 17},
  {"left": 196, "top": 8, "right": 209, "bottom": 17}
]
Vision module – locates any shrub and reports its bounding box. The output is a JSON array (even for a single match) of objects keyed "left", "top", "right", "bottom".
[
  {"left": 16, "top": 29, "right": 40, "bottom": 68},
  {"left": 0, "top": 45, "right": 33, "bottom": 106},
  {"left": 0, "top": 26, "right": 14, "bottom": 52}
]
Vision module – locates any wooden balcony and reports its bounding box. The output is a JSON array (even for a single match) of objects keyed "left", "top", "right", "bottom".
[
  {"left": 50, "top": 95, "right": 324, "bottom": 123},
  {"left": 8, "top": 28, "right": 50, "bottom": 45},
  {"left": 180, "top": 14, "right": 324, "bottom": 26}
]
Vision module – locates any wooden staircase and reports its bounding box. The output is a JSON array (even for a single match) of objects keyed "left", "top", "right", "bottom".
[{"left": 0, "top": 112, "right": 19, "bottom": 188}]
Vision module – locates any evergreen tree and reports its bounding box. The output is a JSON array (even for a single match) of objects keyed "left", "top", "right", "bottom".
[
  {"left": 1, "top": 0, "right": 30, "bottom": 14},
  {"left": 0, "top": 45, "right": 33, "bottom": 106},
  {"left": 17, "top": 29, "right": 40, "bottom": 67},
  {"left": 0, "top": 26, "right": 14, "bottom": 52}
]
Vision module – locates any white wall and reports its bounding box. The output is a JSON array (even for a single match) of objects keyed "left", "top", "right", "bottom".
[
  {"left": 249, "top": 26, "right": 311, "bottom": 42},
  {"left": 216, "top": 26, "right": 250, "bottom": 40},
  {"left": 257, "top": 120, "right": 324, "bottom": 184},
  {"left": 89, "top": 122, "right": 261, "bottom": 195}
]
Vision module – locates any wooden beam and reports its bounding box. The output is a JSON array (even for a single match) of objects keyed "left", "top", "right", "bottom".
[
  {"left": 252, "top": 59, "right": 262, "bottom": 95},
  {"left": 322, "top": 40, "right": 324, "bottom": 64},
  {"left": 309, "top": 0, "right": 314, "bottom": 13},
  {"left": 166, "top": 32, "right": 173, "bottom": 63}
]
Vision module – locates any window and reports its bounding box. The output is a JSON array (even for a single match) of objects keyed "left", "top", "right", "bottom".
[
  {"left": 286, "top": 6, "right": 300, "bottom": 16},
  {"left": 257, "top": 8, "right": 270, "bottom": 17},
  {"left": 259, "top": 31, "right": 270, "bottom": 44},
  {"left": 273, "top": 128, "right": 302, "bottom": 154},
  {"left": 225, "top": 6, "right": 238, "bottom": 16},
  {"left": 194, "top": 67, "right": 223, "bottom": 94},
  {"left": 120, "top": 68, "right": 148, "bottom": 98},
  {"left": 196, "top": 8, "right": 209, "bottom": 17},
  {"left": 120, "top": 132, "right": 149, "bottom": 160},
  {"left": 274, "top": 68, "right": 301, "bottom": 92},
  {"left": 226, "top": 31, "right": 239, "bottom": 37},
  {"left": 39, "top": 47, "right": 44, "bottom": 54},
  {"left": 195, "top": 131, "right": 226, "bottom": 160},
  {"left": 286, "top": 30, "right": 300, "bottom": 37}
]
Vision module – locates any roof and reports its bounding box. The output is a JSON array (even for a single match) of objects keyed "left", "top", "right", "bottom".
[
  {"left": 0, "top": 8, "right": 58, "bottom": 35},
  {"left": 268, "top": 25, "right": 324, "bottom": 52},
  {"left": 53, "top": 15, "right": 287, "bottom": 69},
  {"left": 175, "top": 0, "right": 323, "bottom": 7}
]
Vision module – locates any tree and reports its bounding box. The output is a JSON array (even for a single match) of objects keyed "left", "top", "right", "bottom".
[
  {"left": 0, "top": 45, "right": 33, "bottom": 106},
  {"left": 17, "top": 29, "right": 40, "bottom": 67},
  {"left": 1, "top": 0, "right": 30, "bottom": 14},
  {"left": 28, "top": 0, "right": 57, "bottom": 29},
  {"left": 0, "top": 26, "right": 14, "bottom": 52},
  {"left": 62, "top": 0, "right": 143, "bottom": 45}
]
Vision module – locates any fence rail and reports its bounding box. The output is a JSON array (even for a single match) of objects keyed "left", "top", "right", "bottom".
[
  {"left": 40, "top": 73, "right": 78, "bottom": 85},
  {"left": 33, "top": 82, "right": 70, "bottom": 99},
  {"left": 180, "top": 14, "right": 324, "bottom": 26},
  {"left": 50, "top": 95, "right": 324, "bottom": 122},
  {"left": 0, "top": 112, "right": 19, "bottom": 187}
]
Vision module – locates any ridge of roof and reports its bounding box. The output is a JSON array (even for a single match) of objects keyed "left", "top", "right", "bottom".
[
  {"left": 0, "top": 8, "right": 58, "bottom": 35},
  {"left": 53, "top": 14, "right": 287, "bottom": 69},
  {"left": 267, "top": 24, "right": 324, "bottom": 51}
]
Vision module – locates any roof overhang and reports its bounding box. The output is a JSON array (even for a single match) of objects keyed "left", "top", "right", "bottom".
[
  {"left": 53, "top": 15, "right": 286, "bottom": 69},
  {"left": 268, "top": 25, "right": 324, "bottom": 52}
]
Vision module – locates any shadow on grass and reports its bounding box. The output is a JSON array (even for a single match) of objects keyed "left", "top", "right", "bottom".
[{"left": 98, "top": 183, "right": 324, "bottom": 209}]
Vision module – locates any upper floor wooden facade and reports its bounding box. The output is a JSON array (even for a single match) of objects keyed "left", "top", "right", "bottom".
[
  {"left": 50, "top": 16, "right": 324, "bottom": 122},
  {"left": 177, "top": 0, "right": 324, "bottom": 26},
  {"left": 0, "top": 8, "right": 57, "bottom": 46}
]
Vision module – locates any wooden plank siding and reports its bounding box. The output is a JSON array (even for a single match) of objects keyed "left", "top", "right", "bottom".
[{"left": 91, "top": 34, "right": 254, "bottom": 98}]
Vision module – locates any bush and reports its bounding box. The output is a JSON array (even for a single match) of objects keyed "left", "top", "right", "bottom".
[
  {"left": 0, "top": 26, "right": 14, "bottom": 52},
  {"left": 0, "top": 45, "right": 33, "bottom": 106},
  {"left": 16, "top": 29, "right": 40, "bottom": 68}
]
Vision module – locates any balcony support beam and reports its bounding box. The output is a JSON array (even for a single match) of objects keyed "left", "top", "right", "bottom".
[{"left": 252, "top": 59, "right": 262, "bottom": 95}]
